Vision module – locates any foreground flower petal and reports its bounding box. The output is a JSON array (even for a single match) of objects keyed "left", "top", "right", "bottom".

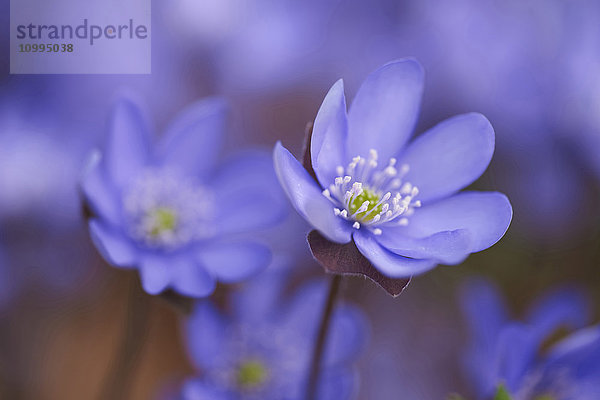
[
  {"left": 311, "top": 79, "right": 349, "bottom": 188},
  {"left": 353, "top": 231, "right": 437, "bottom": 278},
  {"left": 398, "top": 191, "right": 512, "bottom": 253},
  {"left": 347, "top": 58, "right": 424, "bottom": 161},
  {"left": 398, "top": 113, "right": 495, "bottom": 202},
  {"left": 375, "top": 229, "right": 471, "bottom": 265},
  {"left": 274, "top": 142, "right": 352, "bottom": 243}
]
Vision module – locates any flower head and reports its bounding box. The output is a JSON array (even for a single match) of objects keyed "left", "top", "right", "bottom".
[
  {"left": 174, "top": 271, "right": 368, "bottom": 400},
  {"left": 81, "top": 96, "right": 287, "bottom": 297},
  {"left": 273, "top": 59, "right": 512, "bottom": 295},
  {"left": 460, "top": 279, "right": 600, "bottom": 400}
]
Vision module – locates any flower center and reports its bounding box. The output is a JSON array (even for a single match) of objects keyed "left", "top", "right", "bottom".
[
  {"left": 348, "top": 186, "right": 383, "bottom": 222},
  {"left": 148, "top": 207, "right": 178, "bottom": 236},
  {"left": 322, "top": 149, "right": 420, "bottom": 235},
  {"left": 123, "top": 168, "right": 215, "bottom": 250},
  {"left": 236, "top": 360, "right": 269, "bottom": 389}
]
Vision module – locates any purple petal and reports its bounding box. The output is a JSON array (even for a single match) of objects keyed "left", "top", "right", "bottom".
[
  {"left": 104, "top": 97, "right": 151, "bottom": 188},
  {"left": 526, "top": 287, "right": 591, "bottom": 341},
  {"left": 211, "top": 150, "right": 287, "bottom": 236},
  {"left": 460, "top": 278, "right": 509, "bottom": 347},
  {"left": 399, "top": 113, "right": 495, "bottom": 202},
  {"left": 353, "top": 231, "right": 437, "bottom": 278},
  {"left": 88, "top": 219, "right": 138, "bottom": 268},
  {"left": 157, "top": 97, "right": 228, "bottom": 178},
  {"left": 492, "top": 323, "right": 538, "bottom": 394},
  {"left": 375, "top": 228, "right": 472, "bottom": 265},
  {"left": 311, "top": 79, "right": 348, "bottom": 188},
  {"left": 281, "top": 280, "right": 328, "bottom": 336},
  {"left": 232, "top": 267, "right": 289, "bottom": 323},
  {"left": 347, "top": 59, "right": 424, "bottom": 161},
  {"left": 180, "top": 379, "right": 232, "bottom": 400},
  {"left": 186, "top": 302, "right": 229, "bottom": 369},
  {"left": 315, "top": 366, "right": 356, "bottom": 400},
  {"left": 171, "top": 259, "right": 217, "bottom": 298},
  {"left": 197, "top": 241, "right": 271, "bottom": 284},
  {"left": 400, "top": 191, "right": 512, "bottom": 253},
  {"left": 546, "top": 325, "right": 600, "bottom": 368},
  {"left": 80, "top": 151, "right": 121, "bottom": 225},
  {"left": 273, "top": 142, "right": 352, "bottom": 243},
  {"left": 460, "top": 279, "right": 510, "bottom": 397},
  {"left": 325, "top": 304, "right": 369, "bottom": 366},
  {"left": 139, "top": 255, "right": 171, "bottom": 295}
]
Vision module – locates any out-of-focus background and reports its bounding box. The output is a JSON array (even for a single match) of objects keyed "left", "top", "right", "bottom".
[{"left": 1, "top": 0, "right": 599, "bottom": 399}]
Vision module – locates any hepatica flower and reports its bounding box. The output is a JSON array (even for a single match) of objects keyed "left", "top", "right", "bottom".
[
  {"left": 175, "top": 271, "right": 367, "bottom": 400},
  {"left": 273, "top": 59, "right": 512, "bottom": 295},
  {"left": 460, "top": 279, "right": 600, "bottom": 400},
  {"left": 82, "top": 97, "right": 286, "bottom": 297}
]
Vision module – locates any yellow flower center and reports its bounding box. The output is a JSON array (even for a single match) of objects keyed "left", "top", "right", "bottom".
[
  {"left": 149, "top": 207, "right": 178, "bottom": 236},
  {"left": 348, "top": 187, "right": 382, "bottom": 222},
  {"left": 236, "top": 360, "right": 268, "bottom": 389}
]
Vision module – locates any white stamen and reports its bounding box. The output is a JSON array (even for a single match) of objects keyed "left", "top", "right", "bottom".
[
  {"left": 123, "top": 168, "right": 215, "bottom": 249},
  {"left": 322, "top": 149, "right": 421, "bottom": 235}
]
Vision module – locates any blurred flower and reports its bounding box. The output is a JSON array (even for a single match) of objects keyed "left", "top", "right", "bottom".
[
  {"left": 274, "top": 59, "right": 512, "bottom": 291},
  {"left": 175, "top": 271, "right": 368, "bottom": 399},
  {"left": 82, "top": 97, "right": 287, "bottom": 297},
  {"left": 460, "top": 278, "right": 600, "bottom": 399}
]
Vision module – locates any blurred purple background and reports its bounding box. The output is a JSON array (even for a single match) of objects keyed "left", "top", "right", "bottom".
[{"left": 1, "top": 0, "right": 599, "bottom": 398}]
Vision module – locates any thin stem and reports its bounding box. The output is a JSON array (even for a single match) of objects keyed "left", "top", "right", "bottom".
[
  {"left": 97, "top": 276, "right": 152, "bottom": 400},
  {"left": 306, "top": 274, "right": 342, "bottom": 400}
]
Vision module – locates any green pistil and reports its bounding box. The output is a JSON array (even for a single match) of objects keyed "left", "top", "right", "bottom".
[
  {"left": 348, "top": 187, "right": 382, "bottom": 221},
  {"left": 237, "top": 360, "right": 268, "bottom": 389},
  {"left": 493, "top": 385, "right": 512, "bottom": 400},
  {"left": 534, "top": 396, "right": 556, "bottom": 400},
  {"left": 149, "top": 207, "right": 178, "bottom": 236}
]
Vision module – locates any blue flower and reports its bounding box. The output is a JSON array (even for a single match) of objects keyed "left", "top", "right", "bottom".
[
  {"left": 273, "top": 59, "right": 512, "bottom": 282},
  {"left": 81, "top": 96, "right": 287, "bottom": 297},
  {"left": 460, "top": 278, "right": 600, "bottom": 400},
  {"left": 174, "top": 271, "right": 368, "bottom": 400}
]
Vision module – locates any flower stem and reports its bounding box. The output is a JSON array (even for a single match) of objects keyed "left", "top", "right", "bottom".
[
  {"left": 98, "top": 276, "right": 152, "bottom": 400},
  {"left": 306, "top": 274, "right": 342, "bottom": 400}
]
